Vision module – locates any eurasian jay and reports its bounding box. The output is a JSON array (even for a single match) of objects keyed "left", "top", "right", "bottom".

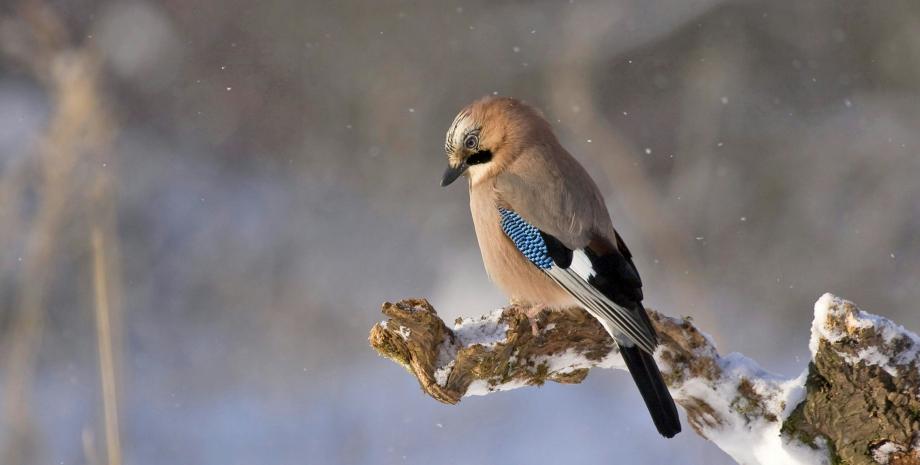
[{"left": 440, "top": 96, "right": 681, "bottom": 438}]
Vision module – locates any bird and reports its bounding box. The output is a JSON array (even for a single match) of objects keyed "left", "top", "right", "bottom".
[{"left": 440, "top": 96, "right": 681, "bottom": 438}]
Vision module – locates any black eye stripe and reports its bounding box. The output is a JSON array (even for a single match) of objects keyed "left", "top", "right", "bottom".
[{"left": 466, "top": 150, "right": 493, "bottom": 165}]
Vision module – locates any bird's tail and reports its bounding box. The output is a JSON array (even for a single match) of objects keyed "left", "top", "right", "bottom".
[{"left": 619, "top": 343, "right": 682, "bottom": 438}]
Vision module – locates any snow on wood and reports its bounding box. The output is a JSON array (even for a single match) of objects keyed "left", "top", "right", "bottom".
[{"left": 369, "top": 294, "right": 920, "bottom": 465}]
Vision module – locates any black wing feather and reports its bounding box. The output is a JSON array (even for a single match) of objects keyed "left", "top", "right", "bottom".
[
  {"left": 539, "top": 231, "right": 572, "bottom": 268},
  {"left": 582, "top": 234, "right": 681, "bottom": 438},
  {"left": 582, "top": 246, "right": 643, "bottom": 305}
]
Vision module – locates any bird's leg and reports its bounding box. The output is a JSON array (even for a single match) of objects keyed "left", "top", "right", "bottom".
[
  {"left": 510, "top": 298, "right": 546, "bottom": 336},
  {"left": 523, "top": 303, "right": 546, "bottom": 337}
]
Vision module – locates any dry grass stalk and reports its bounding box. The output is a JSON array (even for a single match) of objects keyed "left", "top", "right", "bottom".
[{"left": 92, "top": 227, "right": 122, "bottom": 465}]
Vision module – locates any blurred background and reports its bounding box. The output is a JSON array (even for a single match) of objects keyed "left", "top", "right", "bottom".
[{"left": 1, "top": 0, "right": 919, "bottom": 464}]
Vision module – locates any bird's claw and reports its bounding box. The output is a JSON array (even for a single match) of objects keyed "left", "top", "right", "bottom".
[{"left": 523, "top": 304, "right": 546, "bottom": 338}]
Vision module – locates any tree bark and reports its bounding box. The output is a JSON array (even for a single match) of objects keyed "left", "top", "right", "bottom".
[{"left": 369, "top": 294, "right": 920, "bottom": 465}]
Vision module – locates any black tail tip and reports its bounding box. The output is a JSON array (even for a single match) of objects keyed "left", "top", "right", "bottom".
[
  {"left": 649, "top": 405, "right": 681, "bottom": 438},
  {"left": 649, "top": 399, "right": 681, "bottom": 438},
  {"left": 657, "top": 422, "right": 681, "bottom": 438},
  {"left": 619, "top": 344, "right": 682, "bottom": 439}
]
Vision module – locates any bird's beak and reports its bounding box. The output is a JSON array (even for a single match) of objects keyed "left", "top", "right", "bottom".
[{"left": 440, "top": 162, "right": 467, "bottom": 187}]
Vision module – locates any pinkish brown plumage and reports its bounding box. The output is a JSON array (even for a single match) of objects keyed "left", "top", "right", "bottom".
[{"left": 440, "top": 96, "right": 681, "bottom": 438}]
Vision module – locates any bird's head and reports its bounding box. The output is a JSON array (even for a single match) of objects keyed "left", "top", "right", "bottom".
[{"left": 440, "top": 96, "right": 553, "bottom": 187}]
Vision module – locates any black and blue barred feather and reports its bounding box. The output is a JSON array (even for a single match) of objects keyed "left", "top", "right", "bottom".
[{"left": 498, "top": 208, "right": 554, "bottom": 269}]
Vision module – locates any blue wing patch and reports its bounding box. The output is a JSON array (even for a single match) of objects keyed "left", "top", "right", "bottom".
[{"left": 498, "top": 208, "right": 554, "bottom": 269}]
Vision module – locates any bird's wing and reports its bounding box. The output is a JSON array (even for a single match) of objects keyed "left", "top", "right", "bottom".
[
  {"left": 493, "top": 147, "right": 616, "bottom": 250},
  {"left": 498, "top": 207, "right": 657, "bottom": 354}
]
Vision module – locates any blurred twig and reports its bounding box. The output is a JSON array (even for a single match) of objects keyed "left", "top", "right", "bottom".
[{"left": 92, "top": 227, "right": 122, "bottom": 465}]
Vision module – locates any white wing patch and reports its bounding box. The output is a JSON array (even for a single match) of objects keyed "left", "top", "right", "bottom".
[{"left": 569, "top": 249, "right": 596, "bottom": 280}]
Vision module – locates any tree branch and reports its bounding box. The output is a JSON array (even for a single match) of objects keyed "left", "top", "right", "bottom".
[{"left": 369, "top": 294, "right": 920, "bottom": 465}]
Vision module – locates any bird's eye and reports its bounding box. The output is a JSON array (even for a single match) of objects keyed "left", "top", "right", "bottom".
[{"left": 463, "top": 134, "right": 478, "bottom": 149}]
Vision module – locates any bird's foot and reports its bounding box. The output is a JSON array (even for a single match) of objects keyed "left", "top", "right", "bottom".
[{"left": 524, "top": 304, "right": 546, "bottom": 337}]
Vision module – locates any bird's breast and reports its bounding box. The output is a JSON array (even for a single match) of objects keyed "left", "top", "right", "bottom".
[{"left": 469, "top": 186, "right": 576, "bottom": 308}]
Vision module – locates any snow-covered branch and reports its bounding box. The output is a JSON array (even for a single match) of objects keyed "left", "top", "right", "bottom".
[{"left": 369, "top": 294, "right": 920, "bottom": 465}]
